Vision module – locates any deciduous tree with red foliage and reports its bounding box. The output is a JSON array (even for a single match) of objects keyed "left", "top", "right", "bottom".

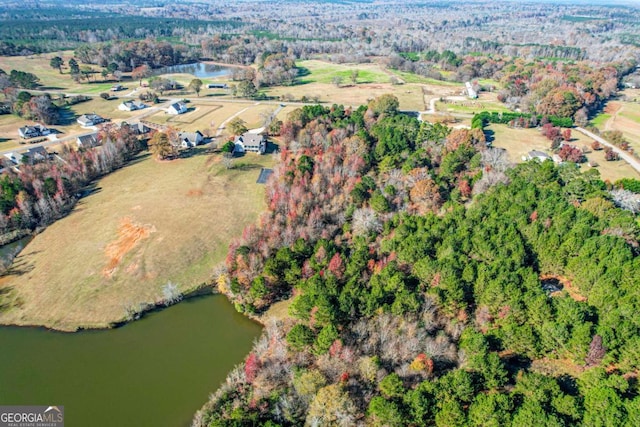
[
  {"left": 244, "top": 353, "right": 260, "bottom": 383},
  {"left": 557, "top": 144, "right": 585, "bottom": 163}
]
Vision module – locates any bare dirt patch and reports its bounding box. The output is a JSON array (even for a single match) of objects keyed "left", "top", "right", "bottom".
[
  {"left": 103, "top": 217, "right": 155, "bottom": 278},
  {"left": 186, "top": 189, "right": 204, "bottom": 197}
]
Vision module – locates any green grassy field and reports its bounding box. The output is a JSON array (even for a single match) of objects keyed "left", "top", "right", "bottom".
[
  {"left": 0, "top": 150, "right": 274, "bottom": 330},
  {"left": 0, "top": 52, "right": 121, "bottom": 93},
  {"left": 436, "top": 99, "right": 510, "bottom": 114},
  {"left": 391, "top": 70, "right": 460, "bottom": 86},
  {"left": 589, "top": 113, "right": 611, "bottom": 127},
  {"left": 296, "top": 60, "right": 391, "bottom": 85}
]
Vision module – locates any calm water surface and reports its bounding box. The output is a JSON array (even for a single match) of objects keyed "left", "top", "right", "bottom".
[
  {"left": 0, "top": 295, "right": 261, "bottom": 427},
  {"left": 152, "top": 63, "right": 232, "bottom": 78}
]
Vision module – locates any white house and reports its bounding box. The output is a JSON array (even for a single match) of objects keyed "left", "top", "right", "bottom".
[
  {"left": 179, "top": 131, "right": 204, "bottom": 148},
  {"left": 465, "top": 81, "right": 478, "bottom": 99},
  {"left": 168, "top": 102, "right": 188, "bottom": 115},
  {"left": 77, "top": 114, "right": 105, "bottom": 127},
  {"left": 118, "top": 101, "right": 146, "bottom": 112},
  {"left": 234, "top": 132, "right": 267, "bottom": 155},
  {"left": 18, "top": 124, "right": 50, "bottom": 139}
]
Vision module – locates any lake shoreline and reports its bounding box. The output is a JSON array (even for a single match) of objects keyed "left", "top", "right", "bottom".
[{"left": 0, "top": 282, "right": 221, "bottom": 332}]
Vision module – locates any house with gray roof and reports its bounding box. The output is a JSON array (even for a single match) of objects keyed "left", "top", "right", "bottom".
[
  {"left": 77, "top": 114, "right": 106, "bottom": 127},
  {"left": 118, "top": 101, "right": 146, "bottom": 112},
  {"left": 234, "top": 132, "right": 267, "bottom": 155},
  {"left": 179, "top": 130, "right": 204, "bottom": 149},
  {"left": 76, "top": 133, "right": 100, "bottom": 149},
  {"left": 18, "top": 124, "right": 50, "bottom": 139}
]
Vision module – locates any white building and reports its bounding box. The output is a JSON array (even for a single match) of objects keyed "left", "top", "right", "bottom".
[{"left": 168, "top": 102, "right": 188, "bottom": 115}]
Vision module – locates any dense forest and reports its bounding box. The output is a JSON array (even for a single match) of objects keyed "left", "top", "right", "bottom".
[
  {"left": 194, "top": 97, "right": 640, "bottom": 426},
  {"left": 2, "top": 1, "right": 640, "bottom": 62}
]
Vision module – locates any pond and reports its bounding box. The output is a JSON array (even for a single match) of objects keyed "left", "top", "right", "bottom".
[
  {"left": 0, "top": 294, "right": 261, "bottom": 427},
  {"left": 152, "top": 62, "right": 233, "bottom": 78}
]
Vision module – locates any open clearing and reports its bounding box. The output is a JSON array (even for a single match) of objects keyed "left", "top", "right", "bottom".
[
  {"left": 436, "top": 92, "right": 510, "bottom": 114},
  {"left": 265, "top": 82, "right": 426, "bottom": 110},
  {"left": 590, "top": 91, "right": 640, "bottom": 154},
  {"left": 489, "top": 124, "right": 640, "bottom": 182},
  {"left": 0, "top": 150, "right": 274, "bottom": 330},
  {"left": 0, "top": 51, "right": 125, "bottom": 94}
]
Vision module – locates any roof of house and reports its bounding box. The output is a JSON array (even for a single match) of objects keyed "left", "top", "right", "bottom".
[
  {"left": 19, "top": 124, "right": 48, "bottom": 135},
  {"left": 179, "top": 130, "right": 203, "bottom": 142},
  {"left": 236, "top": 132, "right": 265, "bottom": 146},
  {"left": 77, "top": 133, "right": 99, "bottom": 147},
  {"left": 529, "top": 150, "right": 551, "bottom": 159},
  {"left": 77, "top": 113, "right": 104, "bottom": 124},
  {"left": 27, "top": 146, "right": 48, "bottom": 156},
  {"left": 170, "top": 102, "right": 187, "bottom": 111}
]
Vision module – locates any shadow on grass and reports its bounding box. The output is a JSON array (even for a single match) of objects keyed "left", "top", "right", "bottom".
[
  {"left": 232, "top": 162, "right": 262, "bottom": 171},
  {"left": 178, "top": 146, "right": 214, "bottom": 159},
  {"left": 1, "top": 255, "right": 35, "bottom": 278},
  {"left": 57, "top": 107, "right": 77, "bottom": 126},
  {"left": 265, "top": 141, "right": 279, "bottom": 154},
  {"left": 0, "top": 285, "right": 15, "bottom": 312},
  {"left": 39, "top": 86, "right": 66, "bottom": 91}
]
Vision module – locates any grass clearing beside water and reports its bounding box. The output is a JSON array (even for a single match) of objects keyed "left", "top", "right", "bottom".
[{"left": 0, "top": 150, "right": 273, "bottom": 330}]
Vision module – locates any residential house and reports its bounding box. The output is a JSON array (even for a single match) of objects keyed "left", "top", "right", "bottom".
[
  {"left": 118, "top": 101, "right": 146, "bottom": 112},
  {"left": 524, "top": 150, "right": 552, "bottom": 162},
  {"left": 120, "top": 122, "right": 151, "bottom": 136},
  {"left": 111, "top": 84, "right": 124, "bottom": 91},
  {"left": 234, "top": 132, "right": 267, "bottom": 155},
  {"left": 2, "top": 146, "right": 48, "bottom": 166},
  {"left": 167, "top": 102, "right": 188, "bottom": 115},
  {"left": 77, "top": 114, "right": 106, "bottom": 127},
  {"left": 18, "top": 124, "right": 50, "bottom": 139},
  {"left": 465, "top": 81, "right": 478, "bottom": 99},
  {"left": 179, "top": 131, "right": 204, "bottom": 148},
  {"left": 76, "top": 133, "right": 100, "bottom": 149},
  {"left": 207, "top": 83, "right": 228, "bottom": 89},
  {"left": 23, "top": 146, "right": 49, "bottom": 164}
]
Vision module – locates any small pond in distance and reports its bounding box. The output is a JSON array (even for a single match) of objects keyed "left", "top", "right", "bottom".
[
  {"left": 0, "top": 294, "right": 261, "bottom": 427},
  {"left": 151, "top": 63, "right": 233, "bottom": 78}
]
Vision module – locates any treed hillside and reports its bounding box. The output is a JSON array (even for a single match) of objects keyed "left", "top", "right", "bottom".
[{"left": 194, "top": 97, "right": 640, "bottom": 426}]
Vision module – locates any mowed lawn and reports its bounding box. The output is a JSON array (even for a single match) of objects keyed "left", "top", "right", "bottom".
[
  {"left": 0, "top": 150, "right": 274, "bottom": 330},
  {"left": 436, "top": 92, "right": 511, "bottom": 114},
  {"left": 490, "top": 124, "right": 639, "bottom": 182}
]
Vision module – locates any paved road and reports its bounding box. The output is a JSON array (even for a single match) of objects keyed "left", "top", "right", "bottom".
[{"left": 575, "top": 126, "right": 640, "bottom": 175}]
